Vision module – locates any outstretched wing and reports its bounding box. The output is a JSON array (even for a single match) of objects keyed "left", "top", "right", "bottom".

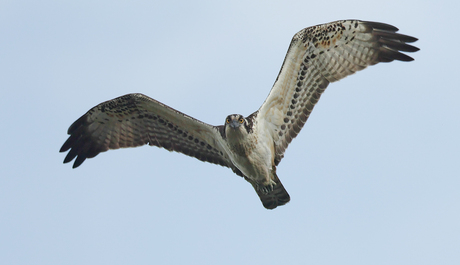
[
  {"left": 256, "top": 20, "right": 419, "bottom": 165},
  {"left": 60, "top": 93, "right": 231, "bottom": 169}
]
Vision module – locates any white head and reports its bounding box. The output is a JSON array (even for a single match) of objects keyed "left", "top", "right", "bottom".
[{"left": 224, "top": 114, "right": 251, "bottom": 137}]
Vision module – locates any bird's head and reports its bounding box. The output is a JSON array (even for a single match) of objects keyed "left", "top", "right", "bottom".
[
  {"left": 224, "top": 114, "right": 250, "bottom": 136},
  {"left": 225, "top": 114, "right": 245, "bottom": 129}
]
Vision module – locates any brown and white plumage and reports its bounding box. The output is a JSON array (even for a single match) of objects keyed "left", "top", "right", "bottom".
[{"left": 60, "top": 20, "right": 419, "bottom": 209}]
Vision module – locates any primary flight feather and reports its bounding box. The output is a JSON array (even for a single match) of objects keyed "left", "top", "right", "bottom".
[{"left": 60, "top": 20, "right": 419, "bottom": 209}]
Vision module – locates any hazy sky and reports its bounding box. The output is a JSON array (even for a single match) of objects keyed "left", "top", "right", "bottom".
[{"left": 1, "top": 1, "right": 459, "bottom": 264}]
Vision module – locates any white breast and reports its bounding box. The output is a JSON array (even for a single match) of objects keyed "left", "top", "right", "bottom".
[{"left": 225, "top": 121, "right": 275, "bottom": 185}]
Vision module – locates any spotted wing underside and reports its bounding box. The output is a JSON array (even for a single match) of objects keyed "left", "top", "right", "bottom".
[
  {"left": 60, "top": 93, "right": 232, "bottom": 169},
  {"left": 257, "top": 20, "right": 419, "bottom": 165}
]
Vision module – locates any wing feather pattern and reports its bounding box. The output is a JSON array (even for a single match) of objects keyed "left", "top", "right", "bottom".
[
  {"left": 60, "top": 20, "right": 418, "bottom": 210},
  {"left": 60, "top": 93, "right": 231, "bottom": 169},
  {"left": 256, "top": 20, "right": 419, "bottom": 165}
]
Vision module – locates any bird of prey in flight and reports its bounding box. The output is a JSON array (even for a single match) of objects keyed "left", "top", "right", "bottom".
[{"left": 60, "top": 20, "right": 419, "bottom": 209}]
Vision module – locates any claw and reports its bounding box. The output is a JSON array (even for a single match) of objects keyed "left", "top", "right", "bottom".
[{"left": 257, "top": 179, "right": 277, "bottom": 194}]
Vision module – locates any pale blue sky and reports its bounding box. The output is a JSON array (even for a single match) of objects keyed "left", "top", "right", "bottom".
[{"left": 1, "top": 1, "right": 459, "bottom": 264}]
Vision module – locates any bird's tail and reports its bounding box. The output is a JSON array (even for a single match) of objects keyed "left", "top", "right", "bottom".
[{"left": 254, "top": 173, "right": 290, "bottom": 210}]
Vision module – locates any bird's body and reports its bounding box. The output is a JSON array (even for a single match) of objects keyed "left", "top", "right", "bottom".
[
  {"left": 60, "top": 20, "right": 419, "bottom": 209},
  {"left": 220, "top": 114, "right": 291, "bottom": 208},
  {"left": 224, "top": 115, "right": 276, "bottom": 186}
]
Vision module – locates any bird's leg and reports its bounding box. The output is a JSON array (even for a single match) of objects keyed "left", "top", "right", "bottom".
[{"left": 256, "top": 179, "right": 277, "bottom": 194}]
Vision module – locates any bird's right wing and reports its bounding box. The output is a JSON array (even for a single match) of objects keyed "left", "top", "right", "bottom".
[
  {"left": 256, "top": 20, "right": 419, "bottom": 165},
  {"left": 60, "top": 93, "right": 232, "bottom": 169}
]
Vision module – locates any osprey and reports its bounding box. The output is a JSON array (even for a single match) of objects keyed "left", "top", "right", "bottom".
[{"left": 60, "top": 20, "right": 419, "bottom": 209}]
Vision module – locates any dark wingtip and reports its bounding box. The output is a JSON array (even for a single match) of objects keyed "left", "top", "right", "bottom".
[
  {"left": 60, "top": 139, "right": 72, "bottom": 153},
  {"left": 378, "top": 50, "right": 416, "bottom": 62},
  {"left": 59, "top": 145, "right": 67, "bottom": 153},
  {"left": 72, "top": 155, "right": 86, "bottom": 168},
  {"left": 63, "top": 148, "right": 77, "bottom": 164},
  {"left": 365, "top": 21, "right": 399, "bottom": 32},
  {"left": 362, "top": 20, "right": 420, "bottom": 63}
]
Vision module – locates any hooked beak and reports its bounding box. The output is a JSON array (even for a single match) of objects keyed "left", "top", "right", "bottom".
[{"left": 229, "top": 119, "right": 241, "bottom": 129}]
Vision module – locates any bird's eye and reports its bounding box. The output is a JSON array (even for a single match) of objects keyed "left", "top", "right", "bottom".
[
  {"left": 226, "top": 118, "right": 230, "bottom": 124},
  {"left": 239, "top": 118, "right": 244, "bottom": 124}
]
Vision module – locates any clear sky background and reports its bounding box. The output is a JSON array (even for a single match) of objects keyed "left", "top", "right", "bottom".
[{"left": 1, "top": 1, "right": 458, "bottom": 264}]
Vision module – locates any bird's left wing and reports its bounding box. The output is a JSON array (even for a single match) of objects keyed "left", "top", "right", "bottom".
[
  {"left": 256, "top": 20, "right": 419, "bottom": 165},
  {"left": 60, "top": 93, "right": 231, "bottom": 169}
]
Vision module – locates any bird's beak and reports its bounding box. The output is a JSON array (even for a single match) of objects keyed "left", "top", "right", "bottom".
[{"left": 229, "top": 119, "right": 241, "bottom": 129}]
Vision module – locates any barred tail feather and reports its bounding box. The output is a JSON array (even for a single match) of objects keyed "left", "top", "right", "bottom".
[{"left": 255, "top": 174, "right": 290, "bottom": 209}]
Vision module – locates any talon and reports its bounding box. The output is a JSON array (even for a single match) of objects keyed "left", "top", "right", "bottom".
[{"left": 258, "top": 180, "right": 277, "bottom": 194}]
